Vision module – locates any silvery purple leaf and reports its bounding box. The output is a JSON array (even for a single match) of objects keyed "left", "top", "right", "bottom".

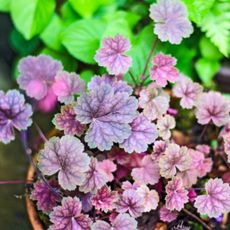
[
  {"left": 17, "top": 55, "right": 63, "bottom": 100},
  {"left": 0, "top": 90, "right": 32, "bottom": 144},
  {"left": 88, "top": 75, "right": 132, "bottom": 95},
  {"left": 120, "top": 113, "right": 158, "bottom": 153},
  {"left": 38, "top": 135, "right": 90, "bottom": 191},
  {"left": 75, "top": 83, "right": 138, "bottom": 151}
]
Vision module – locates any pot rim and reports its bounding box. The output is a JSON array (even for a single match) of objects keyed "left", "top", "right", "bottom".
[{"left": 26, "top": 164, "right": 43, "bottom": 230}]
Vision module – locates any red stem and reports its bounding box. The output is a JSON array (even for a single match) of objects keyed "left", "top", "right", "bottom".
[{"left": 0, "top": 180, "right": 33, "bottom": 185}]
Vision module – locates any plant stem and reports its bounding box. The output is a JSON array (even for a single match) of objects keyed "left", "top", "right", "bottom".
[
  {"left": 21, "top": 131, "right": 62, "bottom": 199},
  {"left": 0, "top": 180, "right": 33, "bottom": 185},
  {"left": 183, "top": 208, "right": 212, "bottom": 230},
  {"left": 140, "top": 38, "right": 158, "bottom": 82},
  {"left": 199, "top": 125, "right": 208, "bottom": 141},
  {"left": 128, "top": 70, "right": 137, "bottom": 86}
]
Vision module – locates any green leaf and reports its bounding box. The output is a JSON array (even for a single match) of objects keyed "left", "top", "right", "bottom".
[
  {"left": 10, "top": 29, "right": 40, "bottom": 55},
  {"left": 198, "top": 1, "right": 230, "bottom": 56},
  {"left": 69, "top": 0, "right": 113, "bottom": 18},
  {"left": 10, "top": 0, "right": 55, "bottom": 40},
  {"left": 195, "top": 58, "right": 220, "bottom": 87},
  {"left": 80, "top": 70, "right": 94, "bottom": 83},
  {"left": 164, "top": 41, "right": 197, "bottom": 77},
  {"left": 40, "top": 14, "right": 64, "bottom": 51},
  {"left": 60, "top": 2, "right": 80, "bottom": 25},
  {"left": 199, "top": 36, "right": 223, "bottom": 60},
  {"left": 41, "top": 48, "right": 77, "bottom": 72},
  {"left": 62, "top": 19, "right": 106, "bottom": 64},
  {"left": 0, "top": 0, "right": 11, "bottom": 12},
  {"left": 183, "top": 0, "right": 215, "bottom": 24}
]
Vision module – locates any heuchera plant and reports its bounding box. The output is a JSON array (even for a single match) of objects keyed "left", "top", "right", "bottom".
[{"left": 1, "top": 0, "right": 230, "bottom": 229}]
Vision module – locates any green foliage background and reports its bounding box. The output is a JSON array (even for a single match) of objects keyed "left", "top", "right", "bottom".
[{"left": 1, "top": 0, "right": 230, "bottom": 88}]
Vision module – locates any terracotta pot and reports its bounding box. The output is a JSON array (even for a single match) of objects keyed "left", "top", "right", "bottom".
[{"left": 26, "top": 164, "right": 43, "bottom": 230}]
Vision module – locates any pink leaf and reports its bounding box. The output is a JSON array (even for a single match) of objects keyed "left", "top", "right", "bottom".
[
  {"left": 92, "top": 213, "right": 137, "bottom": 230},
  {"left": 31, "top": 179, "right": 61, "bottom": 213},
  {"left": 139, "top": 85, "right": 169, "bottom": 120},
  {"left": 92, "top": 186, "right": 118, "bottom": 212},
  {"left": 52, "top": 71, "right": 85, "bottom": 104},
  {"left": 159, "top": 144, "right": 191, "bottom": 178},
  {"left": 116, "top": 189, "right": 144, "bottom": 218},
  {"left": 157, "top": 114, "right": 176, "bottom": 140},
  {"left": 97, "top": 159, "right": 117, "bottom": 182},
  {"left": 95, "top": 35, "right": 132, "bottom": 75},
  {"left": 173, "top": 76, "right": 203, "bottom": 109},
  {"left": 165, "top": 178, "right": 188, "bottom": 211},
  {"left": 195, "top": 92, "right": 230, "bottom": 127},
  {"left": 150, "top": 53, "right": 179, "bottom": 87},
  {"left": 149, "top": 0, "right": 193, "bottom": 44},
  {"left": 131, "top": 155, "right": 160, "bottom": 185},
  {"left": 137, "top": 185, "right": 159, "bottom": 212},
  {"left": 79, "top": 158, "right": 109, "bottom": 193},
  {"left": 53, "top": 105, "right": 86, "bottom": 136},
  {"left": 38, "top": 136, "right": 90, "bottom": 190},
  {"left": 49, "top": 197, "right": 92, "bottom": 230},
  {"left": 159, "top": 205, "right": 178, "bottom": 222},
  {"left": 194, "top": 178, "right": 230, "bottom": 218},
  {"left": 120, "top": 113, "right": 158, "bottom": 153}
]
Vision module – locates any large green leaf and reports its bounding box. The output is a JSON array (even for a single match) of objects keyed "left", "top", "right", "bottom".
[
  {"left": 10, "top": 0, "right": 55, "bottom": 40},
  {"left": 0, "top": 0, "right": 11, "bottom": 12},
  {"left": 183, "top": 0, "right": 215, "bottom": 24},
  {"left": 199, "top": 36, "right": 223, "bottom": 61},
  {"left": 195, "top": 58, "right": 220, "bottom": 87},
  {"left": 69, "top": 0, "right": 113, "bottom": 18},
  {"left": 62, "top": 19, "right": 106, "bottom": 64},
  {"left": 198, "top": 1, "right": 230, "bottom": 56},
  {"left": 40, "top": 14, "right": 64, "bottom": 51}
]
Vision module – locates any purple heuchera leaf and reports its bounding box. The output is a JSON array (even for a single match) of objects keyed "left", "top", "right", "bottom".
[
  {"left": 120, "top": 113, "right": 158, "bottom": 153},
  {"left": 165, "top": 178, "right": 188, "bottom": 211},
  {"left": 92, "top": 186, "right": 118, "bottom": 212},
  {"left": 79, "top": 158, "right": 109, "bottom": 194},
  {"left": 194, "top": 178, "right": 230, "bottom": 218},
  {"left": 52, "top": 71, "right": 85, "bottom": 104},
  {"left": 131, "top": 155, "right": 160, "bottom": 185},
  {"left": 92, "top": 213, "right": 137, "bottom": 230},
  {"left": 88, "top": 75, "right": 132, "bottom": 95},
  {"left": 0, "top": 90, "right": 32, "bottom": 144},
  {"left": 17, "top": 55, "right": 63, "bottom": 100},
  {"left": 53, "top": 105, "right": 86, "bottom": 136},
  {"left": 75, "top": 81, "right": 138, "bottom": 151},
  {"left": 31, "top": 179, "right": 61, "bottom": 213},
  {"left": 38, "top": 135, "right": 90, "bottom": 191},
  {"left": 149, "top": 0, "right": 193, "bottom": 44},
  {"left": 116, "top": 189, "right": 144, "bottom": 218},
  {"left": 49, "top": 197, "right": 92, "bottom": 230},
  {"left": 94, "top": 35, "right": 132, "bottom": 75}
]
